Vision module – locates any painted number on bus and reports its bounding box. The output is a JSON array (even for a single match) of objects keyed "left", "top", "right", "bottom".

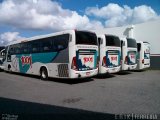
[
  {"left": 111, "top": 56, "right": 117, "bottom": 61},
  {"left": 21, "top": 56, "right": 32, "bottom": 67},
  {"left": 83, "top": 57, "right": 93, "bottom": 63}
]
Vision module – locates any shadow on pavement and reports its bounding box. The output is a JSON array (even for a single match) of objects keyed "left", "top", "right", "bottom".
[
  {"left": 94, "top": 73, "right": 115, "bottom": 79},
  {"left": 0, "top": 97, "right": 114, "bottom": 120},
  {"left": 47, "top": 77, "right": 94, "bottom": 85},
  {"left": 115, "top": 71, "right": 132, "bottom": 75},
  {"left": 131, "top": 70, "right": 145, "bottom": 72},
  {"left": 4, "top": 72, "right": 94, "bottom": 85}
]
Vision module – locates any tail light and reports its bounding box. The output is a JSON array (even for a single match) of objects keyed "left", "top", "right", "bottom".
[
  {"left": 102, "top": 56, "right": 106, "bottom": 67},
  {"left": 124, "top": 56, "right": 128, "bottom": 64},
  {"left": 71, "top": 57, "right": 78, "bottom": 70},
  {"left": 142, "top": 59, "right": 144, "bottom": 64}
]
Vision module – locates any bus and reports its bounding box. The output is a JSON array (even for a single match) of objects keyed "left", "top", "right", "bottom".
[
  {"left": 0, "top": 47, "right": 5, "bottom": 69},
  {"left": 136, "top": 41, "right": 150, "bottom": 70},
  {"left": 0, "top": 50, "right": 4, "bottom": 69},
  {"left": 0, "top": 46, "right": 5, "bottom": 60},
  {"left": 121, "top": 38, "right": 137, "bottom": 70},
  {"left": 97, "top": 34, "right": 121, "bottom": 74},
  {"left": 2, "top": 30, "right": 99, "bottom": 79}
]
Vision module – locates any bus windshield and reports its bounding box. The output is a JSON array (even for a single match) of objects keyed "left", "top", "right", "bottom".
[
  {"left": 127, "top": 38, "right": 137, "bottom": 48},
  {"left": 76, "top": 31, "right": 97, "bottom": 45},
  {"left": 0, "top": 46, "right": 5, "bottom": 51},
  {"left": 105, "top": 35, "right": 120, "bottom": 47}
]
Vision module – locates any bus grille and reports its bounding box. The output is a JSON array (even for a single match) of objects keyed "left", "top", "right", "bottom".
[{"left": 58, "top": 64, "right": 69, "bottom": 77}]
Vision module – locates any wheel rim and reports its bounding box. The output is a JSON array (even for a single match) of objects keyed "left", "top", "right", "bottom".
[{"left": 42, "top": 70, "right": 46, "bottom": 78}]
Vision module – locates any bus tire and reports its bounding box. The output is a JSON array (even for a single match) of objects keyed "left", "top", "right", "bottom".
[
  {"left": 40, "top": 67, "right": 48, "bottom": 80},
  {"left": 8, "top": 65, "right": 11, "bottom": 73}
]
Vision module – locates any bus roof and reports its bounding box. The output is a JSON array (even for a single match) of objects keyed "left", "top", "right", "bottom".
[
  {"left": 126, "top": 37, "right": 136, "bottom": 40},
  {"left": 137, "top": 41, "right": 150, "bottom": 44},
  {"left": 143, "top": 41, "right": 150, "bottom": 44},
  {"left": 7, "top": 30, "right": 75, "bottom": 46},
  {"left": 7, "top": 30, "right": 96, "bottom": 46},
  {"left": 105, "top": 34, "right": 119, "bottom": 37},
  {"left": 98, "top": 34, "right": 119, "bottom": 38}
]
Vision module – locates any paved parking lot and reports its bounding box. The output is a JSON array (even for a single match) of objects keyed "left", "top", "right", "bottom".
[{"left": 0, "top": 70, "right": 160, "bottom": 119}]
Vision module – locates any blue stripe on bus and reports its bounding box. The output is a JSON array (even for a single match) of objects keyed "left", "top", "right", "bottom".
[{"left": 16, "top": 52, "right": 58, "bottom": 73}]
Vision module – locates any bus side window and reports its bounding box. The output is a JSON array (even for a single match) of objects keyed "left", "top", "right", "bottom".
[
  {"left": 7, "top": 46, "right": 14, "bottom": 62},
  {"left": 9, "top": 46, "right": 14, "bottom": 55},
  {"left": 53, "top": 34, "right": 69, "bottom": 51},
  {"left": 14, "top": 44, "right": 21, "bottom": 54},
  {"left": 31, "top": 41, "right": 40, "bottom": 53},
  {"left": 41, "top": 38, "right": 53, "bottom": 52},
  {"left": 21, "top": 43, "right": 29, "bottom": 54}
]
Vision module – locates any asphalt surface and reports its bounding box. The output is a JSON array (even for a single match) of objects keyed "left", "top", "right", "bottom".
[{"left": 0, "top": 70, "right": 160, "bottom": 119}]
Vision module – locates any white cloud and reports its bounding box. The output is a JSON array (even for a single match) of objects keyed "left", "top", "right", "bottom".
[
  {"left": 0, "top": 0, "right": 103, "bottom": 31},
  {"left": 0, "top": 32, "right": 25, "bottom": 46},
  {"left": 132, "top": 5, "right": 158, "bottom": 23},
  {"left": 0, "top": 0, "right": 159, "bottom": 40},
  {"left": 86, "top": 3, "right": 159, "bottom": 27},
  {"left": 86, "top": 3, "right": 123, "bottom": 19}
]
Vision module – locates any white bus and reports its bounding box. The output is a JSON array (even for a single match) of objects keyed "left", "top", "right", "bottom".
[
  {"left": 136, "top": 41, "right": 150, "bottom": 70},
  {"left": 0, "top": 46, "right": 5, "bottom": 61},
  {"left": 121, "top": 38, "right": 137, "bottom": 70},
  {"left": 2, "top": 30, "right": 99, "bottom": 79},
  {"left": 0, "top": 48, "right": 5, "bottom": 69},
  {"left": 97, "top": 35, "right": 121, "bottom": 74}
]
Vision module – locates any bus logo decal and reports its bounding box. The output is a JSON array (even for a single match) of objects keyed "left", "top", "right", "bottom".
[
  {"left": 83, "top": 57, "right": 93, "bottom": 63},
  {"left": 131, "top": 55, "right": 135, "bottom": 59},
  {"left": 130, "top": 53, "right": 135, "bottom": 59},
  {"left": 111, "top": 56, "right": 117, "bottom": 61},
  {"left": 21, "top": 56, "right": 32, "bottom": 67}
]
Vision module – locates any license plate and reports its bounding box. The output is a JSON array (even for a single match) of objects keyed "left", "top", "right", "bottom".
[
  {"left": 112, "top": 68, "right": 116, "bottom": 70},
  {"left": 86, "top": 72, "right": 90, "bottom": 75}
]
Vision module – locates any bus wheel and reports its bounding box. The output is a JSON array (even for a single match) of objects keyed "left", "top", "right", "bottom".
[
  {"left": 40, "top": 67, "right": 48, "bottom": 80},
  {"left": 8, "top": 65, "right": 11, "bottom": 72}
]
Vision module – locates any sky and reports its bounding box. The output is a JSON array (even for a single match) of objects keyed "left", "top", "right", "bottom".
[{"left": 0, "top": 0, "right": 160, "bottom": 46}]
